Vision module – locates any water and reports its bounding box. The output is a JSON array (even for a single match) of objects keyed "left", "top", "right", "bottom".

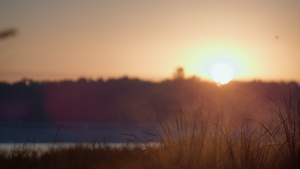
[
  {"left": 0, "top": 142, "right": 152, "bottom": 153},
  {"left": 0, "top": 122, "right": 158, "bottom": 146},
  {"left": 0, "top": 143, "right": 75, "bottom": 151}
]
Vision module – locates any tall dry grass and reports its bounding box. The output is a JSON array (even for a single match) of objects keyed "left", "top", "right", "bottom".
[
  {"left": 143, "top": 88, "right": 300, "bottom": 169},
  {"left": 0, "top": 88, "right": 299, "bottom": 169}
]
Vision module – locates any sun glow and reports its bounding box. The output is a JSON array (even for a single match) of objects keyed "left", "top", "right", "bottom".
[{"left": 211, "top": 63, "right": 234, "bottom": 84}]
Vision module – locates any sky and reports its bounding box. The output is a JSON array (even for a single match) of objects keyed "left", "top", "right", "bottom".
[{"left": 0, "top": 0, "right": 299, "bottom": 83}]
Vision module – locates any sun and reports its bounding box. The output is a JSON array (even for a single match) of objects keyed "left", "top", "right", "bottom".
[{"left": 211, "top": 63, "right": 234, "bottom": 84}]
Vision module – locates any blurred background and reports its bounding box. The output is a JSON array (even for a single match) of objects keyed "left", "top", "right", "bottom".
[{"left": 1, "top": 0, "right": 300, "bottom": 83}]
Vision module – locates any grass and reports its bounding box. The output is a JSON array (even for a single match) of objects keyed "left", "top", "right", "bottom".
[{"left": 1, "top": 92, "right": 300, "bottom": 169}]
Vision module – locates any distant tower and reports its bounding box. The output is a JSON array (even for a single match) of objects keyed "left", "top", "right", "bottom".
[{"left": 173, "top": 67, "right": 185, "bottom": 80}]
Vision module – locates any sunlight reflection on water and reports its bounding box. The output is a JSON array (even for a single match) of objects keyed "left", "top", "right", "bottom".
[{"left": 0, "top": 142, "right": 161, "bottom": 154}]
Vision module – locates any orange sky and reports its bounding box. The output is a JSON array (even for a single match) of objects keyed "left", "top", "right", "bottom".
[{"left": 0, "top": 0, "right": 299, "bottom": 83}]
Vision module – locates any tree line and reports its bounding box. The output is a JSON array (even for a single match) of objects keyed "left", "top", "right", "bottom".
[{"left": 0, "top": 76, "right": 299, "bottom": 123}]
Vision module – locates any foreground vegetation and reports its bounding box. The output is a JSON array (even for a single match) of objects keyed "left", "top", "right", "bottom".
[
  {"left": 0, "top": 100, "right": 300, "bottom": 169},
  {"left": 1, "top": 89, "right": 299, "bottom": 169}
]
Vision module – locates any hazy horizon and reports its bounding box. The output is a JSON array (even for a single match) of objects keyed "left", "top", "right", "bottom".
[{"left": 1, "top": 69, "right": 299, "bottom": 85}]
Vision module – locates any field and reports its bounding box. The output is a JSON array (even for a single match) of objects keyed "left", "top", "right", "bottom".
[{"left": 1, "top": 91, "right": 299, "bottom": 169}]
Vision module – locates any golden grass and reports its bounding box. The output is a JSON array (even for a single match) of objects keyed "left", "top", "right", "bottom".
[{"left": 1, "top": 93, "right": 299, "bottom": 169}]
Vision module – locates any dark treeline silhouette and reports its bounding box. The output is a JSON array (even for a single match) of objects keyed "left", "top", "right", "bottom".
[{"left": 0, "top": 76, "right": 299, "bottom": 123}]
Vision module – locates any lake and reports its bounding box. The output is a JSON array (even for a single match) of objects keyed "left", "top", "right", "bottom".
[{"left": 0, "top": 122, "right": 158, "bottom": 145}]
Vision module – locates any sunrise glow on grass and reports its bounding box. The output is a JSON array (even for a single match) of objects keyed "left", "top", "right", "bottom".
[{"left": 1, "top": 1, "right": 300, "bottom": 169}]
